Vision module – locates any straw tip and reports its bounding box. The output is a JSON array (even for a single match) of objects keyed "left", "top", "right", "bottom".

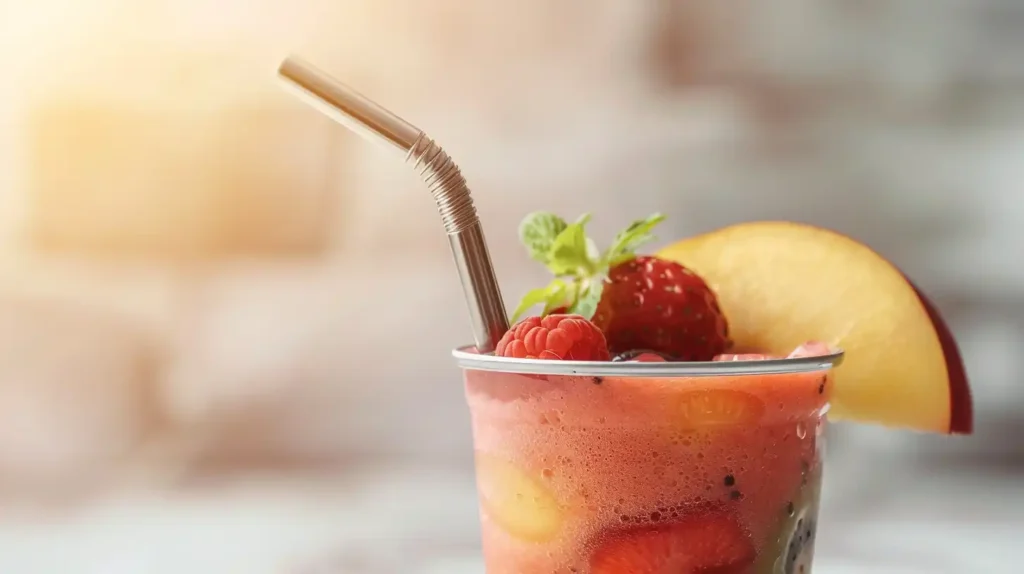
[{"left": 276, "top": 56, "right": 304, "bottom": 78}]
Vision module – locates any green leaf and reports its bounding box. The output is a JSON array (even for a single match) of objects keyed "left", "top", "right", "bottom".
[
  {"left": 603, "top": 213, "right": 666, "bottom": 264},
  {"left": 570, "top": 277, "right": 606, "bottom": 320},
  {"left": 552, "top": 281, "right": 581, "bottom": 314},
  {"left": 585, "top": 237, "right": 601, "bottom": 262},
  {"left": 513, "top": 211, "right": 673, "bottom": 325},
  {"left": 607, "top": 251, "right": 637, "bottom": 267},
  {"left": 511, "top": 279, "right": 570, "bottom": 322},
  {"left": 540, "top": 280, "right": 571, "bottom": 314},
  {"left": 542, "top": 285, "right": 571, "bottom": 313},
  {"left": 519, "top": 212, "right": 568, "bottom": 264},
  {"left": 546, "top": 219, "right": 595, "bottom": 275}
]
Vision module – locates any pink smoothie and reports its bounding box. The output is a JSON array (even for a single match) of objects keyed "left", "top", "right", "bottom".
[{"left": 464, "top": 367, "right": 829, "bottom": 573}]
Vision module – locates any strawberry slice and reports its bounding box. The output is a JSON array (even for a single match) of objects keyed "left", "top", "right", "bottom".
[
  {"left": 590, "top": 512, "right": 755, "bottom": 573},
  {"left": 677, "top": 389, "right": 766, "bottom": 429}
]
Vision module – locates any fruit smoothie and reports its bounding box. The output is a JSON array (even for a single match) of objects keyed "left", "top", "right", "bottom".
[
  {"left": 277, "top": 62, "right": 973, "bottom": 572},
  {"left": 455, "top": 211, "right": 971, "bottom": 573},
  {"left": 461, "top": 357, "right": 832, "bottom": 573}
]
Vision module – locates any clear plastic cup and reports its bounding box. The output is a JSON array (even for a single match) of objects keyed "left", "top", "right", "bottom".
[{"left": 455, "top": 348, "right": 842, "bottom": 573}]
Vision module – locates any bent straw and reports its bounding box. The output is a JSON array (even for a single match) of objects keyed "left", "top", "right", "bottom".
[{"left": 278, "top": 57, "right": 509, "bottom": 352}]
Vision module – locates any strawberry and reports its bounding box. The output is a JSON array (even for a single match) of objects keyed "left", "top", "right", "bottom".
[
  {"left": 511, "top": 212, "right": 730, "bottom": 360},
  {"left": 589, "top": 511, "right": 756, "bottom": 573},
  {"left": 594, "top": 255, "right": 729, "bottom": 360},
  {"left": 495, "top": 314, "right": 610, "bottom": 361}
]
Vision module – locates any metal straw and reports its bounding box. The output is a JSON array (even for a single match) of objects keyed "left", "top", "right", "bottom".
[{"left": 278, "top": 57, "right": 509, "bottom": 352}]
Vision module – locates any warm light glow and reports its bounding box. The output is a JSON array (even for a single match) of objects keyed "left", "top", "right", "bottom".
[
  {"left": 0, "top": 0, "right": 391, "bottom": 93},
  {"left": 0, "top": 0, "right": 402, "bottom": 259}
]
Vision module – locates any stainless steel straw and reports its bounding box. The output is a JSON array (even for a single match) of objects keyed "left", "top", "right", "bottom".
[{"left": 277, "top": 57, "right": 509, "bottom": 352}]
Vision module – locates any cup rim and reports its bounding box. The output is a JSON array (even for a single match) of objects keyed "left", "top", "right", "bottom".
[{"left": 451, "top": 346, "right": 844, "bottom": 377}]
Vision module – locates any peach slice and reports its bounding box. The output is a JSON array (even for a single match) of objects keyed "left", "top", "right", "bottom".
[
  {"left": 657, "top": 221, "right": 972, "bottom": 434},
  {"left": 474, "top": 453, "right": 566, "bottom": 542}
]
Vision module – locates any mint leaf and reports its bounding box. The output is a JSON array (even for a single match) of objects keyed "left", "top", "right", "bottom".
[
  {"left": 604, "top": 213, "right": 666, "bottom": 264},
  {"left": 542, "top": 289, "right": 571, "bottom": 313},
  {"left": 511, "top": 279, "right": 569, "bottom": 322},
  {"left": 607, "top": 251, "right": 638, "bottom": 267},
  {"left": 519, "top": 212, "right": 568, "bottom": 264},
  {"left": 541, "top": 280, "right": 571, "bottom": 314},
  {"left": 570, "top": 277, "right": 606, "bottom": 320},
  {"left": 516, "top": 211, "right": 670, "bottom": 323},
  {"left": 566, "top": 280, "right": 582, "bottom": 311},
  {"left": 585, "top": 237, "right": 601, "bottom": 262},
  {"left": 546, "top": 218, "right": 595, "bottom": 276}
]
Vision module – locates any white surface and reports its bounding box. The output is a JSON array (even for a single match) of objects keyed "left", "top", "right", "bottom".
[{"left": 0, "top": 461, "right": 1019, "bottom": 574}]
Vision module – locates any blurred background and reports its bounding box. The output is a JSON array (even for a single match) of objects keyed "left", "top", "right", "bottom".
[{"left": 0, "top": 0, "right": 1021, "bottom": 572}]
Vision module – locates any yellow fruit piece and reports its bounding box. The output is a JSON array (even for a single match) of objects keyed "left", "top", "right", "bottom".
[
  {"left": 657, "top": 222, "right": 963, "bottom": 433},
  {"left": 677, "top": 389, "right": 765, "bottom": 430},
  {"left": 474, "top": 453, "right": 565, "bottom": 542}
]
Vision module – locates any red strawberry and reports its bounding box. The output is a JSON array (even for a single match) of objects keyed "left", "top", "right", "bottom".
[
  {"left": 594, "top": 256, "right": 730, "bottom": 360},
  {"left": 511, "top": 213, "right": 730, "bottom": 362},
  {"left": 590, "top": 512, "right": 756, "bottom": 573},
  {"left": 495, "top": 314, "right": 610, "bottom": 361}
]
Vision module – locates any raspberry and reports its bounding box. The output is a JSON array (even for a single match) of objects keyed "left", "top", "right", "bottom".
[{"left": 495, "top": 314, "right": 610, "bottom": 361}]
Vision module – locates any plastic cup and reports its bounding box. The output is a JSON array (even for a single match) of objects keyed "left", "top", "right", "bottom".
[{"left": 454, "top": 348, "right": 843, "bottom": 573}]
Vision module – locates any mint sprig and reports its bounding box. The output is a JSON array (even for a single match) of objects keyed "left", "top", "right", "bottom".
[
  {"left": 606, "top": 213, "right": 666, "bottom": 266},
  {"left": 510, "top": 212, "right": 666, "bottom": 321},
  {"left": 518, "top": 212, "right": 568, "bottom": 264}
]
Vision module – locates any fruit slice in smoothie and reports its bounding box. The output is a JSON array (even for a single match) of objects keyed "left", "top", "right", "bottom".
[
  {"left": 474, "top": 453, "right": 565, "bottom": 542},
  {"left": 677, "top": 389, "right": 766, "bottom": 430},
  {"left": 590, "top": 511, "right": 755, "bottom": 573},
  {"left": 657, "top": 222, "right": 972, "bottom": 434}
]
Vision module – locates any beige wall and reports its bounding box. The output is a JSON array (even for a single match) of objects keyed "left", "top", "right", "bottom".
[{"left": 0, "top": 1, "right": 1021, "bottom": 484}]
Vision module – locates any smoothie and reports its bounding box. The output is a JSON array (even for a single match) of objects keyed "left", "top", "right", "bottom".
[
  {"left": 455, "top": 211, "right": 972, "bottom": 573},
  {"left": 463, "top": 358, "right": 831, "bottom": 573}
]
